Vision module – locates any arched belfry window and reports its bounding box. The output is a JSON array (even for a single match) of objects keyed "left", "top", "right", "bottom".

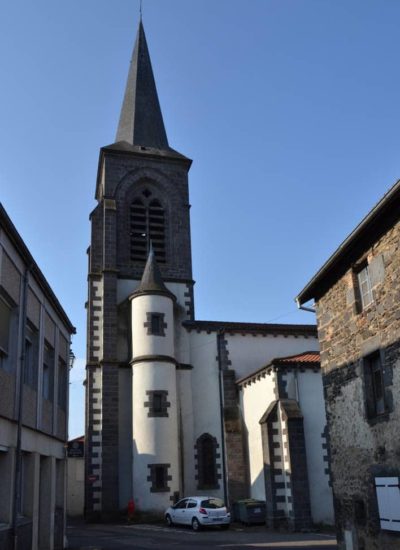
[{"left": 130, "top": 189, "right": 166, "bottom": 263}]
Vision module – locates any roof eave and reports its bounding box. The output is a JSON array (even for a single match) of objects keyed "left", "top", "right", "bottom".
[{"left": 296, "top": 179, "right": 400, "bottom": 305}]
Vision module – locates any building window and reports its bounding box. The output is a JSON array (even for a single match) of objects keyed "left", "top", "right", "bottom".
[
  {"left": 364, "top": 351, "right": 386, "bottom": 418},
  {"left": 145, "top": 312, "right": 167, "bottom": 336},
  {"left": 130, "top": 190, "right": 166, "bottom": 263},
  {"left": 195, "top": 433, "right": 220, "bottom": 490},
  {"left": 0, "top": 298, "right": 11, "bottom": 368},
  {"left": 356, "top": 264, "right": 373, "bottom": 310},
  {"left": 144, "top": 390, "right": 170, "bottom": 417},
  {"left": 0, "top": 296, "right": 18, "bottom": 372},
  {"left": 58, "top": 358, "right": 67, "bottom": 410},
  {"left": 24, "top": 322, "right": 39, "bottom": 389},
  {"left": 42, "top": 343, "right": 54, "bottom": 401},
  {"left": 147, "top": 463, "right": 171, "bottom": 492}
]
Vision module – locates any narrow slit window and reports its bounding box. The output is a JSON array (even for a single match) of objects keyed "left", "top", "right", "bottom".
[{"left": 364, "top": 351, "right": 386, "bottom": 418}]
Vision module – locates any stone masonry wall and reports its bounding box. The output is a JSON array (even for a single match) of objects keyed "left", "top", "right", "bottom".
[
  {"left": 106, "top": 152, "right": 193, "bottom": 282},
  {"left": 316, "top": 219, "right": 400, "bottom": 550}
]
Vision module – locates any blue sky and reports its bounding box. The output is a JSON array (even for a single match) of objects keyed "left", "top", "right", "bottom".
[{"left": 1, "top": 0, "right": 400, "bottom": 438}]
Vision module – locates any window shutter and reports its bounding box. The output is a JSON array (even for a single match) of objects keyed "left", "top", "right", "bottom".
[
  {"left": 375, "top": 477, "right": 400, "bottom": 532},
  {"left": 363, "top": 358, "right": 375, "bottom": 418}
]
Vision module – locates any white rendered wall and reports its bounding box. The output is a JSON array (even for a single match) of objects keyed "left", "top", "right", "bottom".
[
  {"left": 240, "top": 373, "right": 277, "bottom": 500},
  {"left": 67, "top": 458, "right": 84, "bottom": 516},
  {"left": 177, "top": 369, "right": 195, "bottom": 495},
  {"left": 131, "top": 362, "right": 180, "bottom": 511},
  {"left": 296, "top": 371, "right": 334, "bottom": 524},
  {"left": 226, "top": 334, "right": 319, "bottom": 380},
  {"left": 241, "top": 369, "right": 334, "bottom": 525},
  {"left": 188, "top": 331, "right": 224, "bottom": 499}
]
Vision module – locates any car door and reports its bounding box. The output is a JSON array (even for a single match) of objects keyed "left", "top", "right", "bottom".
[
  {"left": 171, "top": 499, "right": 188, "bottom": 525},
  {"left": 186, "top": 499, "right": 198, "bottom": 524}
]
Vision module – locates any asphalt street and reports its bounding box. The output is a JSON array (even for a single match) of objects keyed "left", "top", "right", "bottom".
[{"left": 67, "top": 522, "right": 338, "bottom": 550}]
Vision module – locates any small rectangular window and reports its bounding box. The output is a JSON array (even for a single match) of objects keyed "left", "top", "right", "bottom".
[
  {"left": 356, "top": 264, "right": 373, "bottom": 310},
  {"left": 153, "top": 393, "right": 163, "bottom": 413},
  {"left": 144, "top": 390, "right": 170, "bottom": 417},
  {"left": 145, "top": 312, "right": 166, "bottom": 336},
  {"left": 147, "top": 463, "right": 170, "bottom": 492},
  {"left": 151, "top": 314, "right": 161, "bottom": 334},
  {"left": 364, "top": 351, "right": 386, "bottom": 418},
  {"left": 155, "top": 466, "right": 165, "bottom": 489}
]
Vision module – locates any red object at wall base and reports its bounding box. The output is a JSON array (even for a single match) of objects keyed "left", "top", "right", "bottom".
[{"left": 127, "top": 499, "right": 135, "bottom": 521}]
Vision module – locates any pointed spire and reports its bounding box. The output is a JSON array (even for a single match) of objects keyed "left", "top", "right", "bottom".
[
  {"left": 116, "top": 21, "right": 169, "bottom": 149},
  {"left": 132, "top": 246, "right": 175, "bottom": 299}
]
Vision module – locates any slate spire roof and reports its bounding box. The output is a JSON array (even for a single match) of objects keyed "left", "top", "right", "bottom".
[
  {"left": 131, "top": 246, "right": 175, "bottom": 300},
  {"left": 116, "top": 20, "right": 169, "bottom": 149}
]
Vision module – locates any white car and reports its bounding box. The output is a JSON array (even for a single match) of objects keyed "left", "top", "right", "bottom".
[{"left": 165, "top": 496, "right": 231, "bottom": 531}]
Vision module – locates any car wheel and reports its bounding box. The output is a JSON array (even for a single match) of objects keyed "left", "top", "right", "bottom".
[
  {"left": 221, "top": 524, "right": 230, "bottom": 530},
  {"left": 165, "top": 514, "right": 173, "bottom": 527},
  {"left": 192, "top": 517, "right": 201, "bottom": 531}
]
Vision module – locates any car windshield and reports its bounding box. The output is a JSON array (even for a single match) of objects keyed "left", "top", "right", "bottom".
[{"left": 200, "top": 498, "right": 224, "bottom": 509}]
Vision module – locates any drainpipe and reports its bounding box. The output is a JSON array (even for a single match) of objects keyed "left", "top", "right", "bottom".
[
  {"left": 12, "top": 265, "right": 30, "bottom": 550},
  {"left": 217, "top": 331, "right": 228, "bottom": 506}
]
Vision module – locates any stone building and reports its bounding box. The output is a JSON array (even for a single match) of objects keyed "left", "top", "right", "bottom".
[
  {"left": 84, "top": 20, "right": 333, "bottom": 528},
  {"left": 296, "top": 180, "right": 400, "bottom": 550},
  {"left": 0, "top": 204, "right": 75, "bottom": 550}
]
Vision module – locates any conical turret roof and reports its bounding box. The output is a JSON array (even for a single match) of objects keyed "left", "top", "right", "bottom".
[{"left": 131, "top": 247, "right": 175, "bottom": 300}]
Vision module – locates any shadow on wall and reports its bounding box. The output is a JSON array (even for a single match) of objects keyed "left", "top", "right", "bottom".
[{"left": 323, "top": 338, "right": 400, "bottom": 550}]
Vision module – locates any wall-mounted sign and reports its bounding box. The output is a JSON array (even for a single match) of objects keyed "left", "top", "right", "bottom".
[{"left": 67, "top": 439, "right": 84, "bottom": 458}]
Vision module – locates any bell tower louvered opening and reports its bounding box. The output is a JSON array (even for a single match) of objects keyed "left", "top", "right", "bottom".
[{"left": 130, "top": 190, "right": 166, "bottom": 263}]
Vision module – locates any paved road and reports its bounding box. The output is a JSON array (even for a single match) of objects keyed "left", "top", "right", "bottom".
[{"left": 67, "top": 522, "right": 337, "bottom": 550}]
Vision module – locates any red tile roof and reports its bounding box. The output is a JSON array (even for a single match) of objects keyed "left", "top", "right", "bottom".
[
  {"left": 274, "top": 351, "right": 320, "bottom": 364},
  {"left": 236, "top": 351, "right": 320, "bottom": 386}
]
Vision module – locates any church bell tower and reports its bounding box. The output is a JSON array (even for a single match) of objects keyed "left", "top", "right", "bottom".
[{"left": 85, "top": 20, "right": 194, "bottom": 518}]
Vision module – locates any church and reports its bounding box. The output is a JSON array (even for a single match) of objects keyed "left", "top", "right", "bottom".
[{"left": 84, "top": 20, "right": 334, "bottom": 529}]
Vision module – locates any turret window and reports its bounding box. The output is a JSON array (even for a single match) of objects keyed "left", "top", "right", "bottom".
[
  {"left": 130, "top": 190, "right": 166, "bottom": 263},
  {"left": 145, "top": 312, "right": 167, "bottom": 336},
  {"left": 147, "top": 463, "right": 171, "bottom": 492},
  {"left": 144, "top": 390, "right": 170, "bottom": 417}
]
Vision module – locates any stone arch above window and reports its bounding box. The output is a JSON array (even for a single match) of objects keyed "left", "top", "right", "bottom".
[
  {"left": 130, "top": 188, "right": 166, "bottom": 263},
  {"left": 194, "top": 433, "right": 221, "bottom": 490}
]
